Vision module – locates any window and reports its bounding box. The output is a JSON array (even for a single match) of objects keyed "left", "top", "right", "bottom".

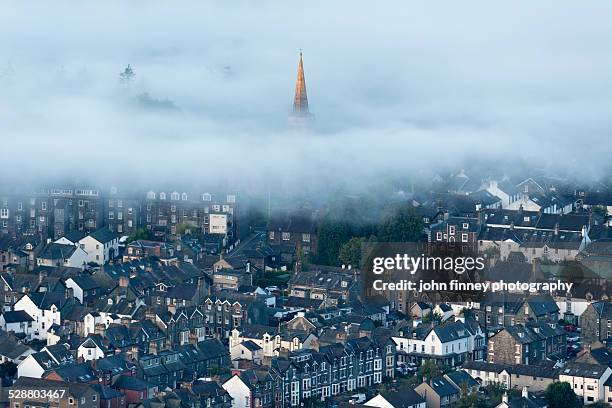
[
  {"left": 269, "top": 231, "right": 274, "bottom": 240},
  {"left": 203, "top": 193, "right": 212, "bottom": 201},
  {"left": 462, "top": 233, "right": 469, "bottom": 243},
  {"left": 462, "top": 222, "right": 469, "bottom": 229},
  {"left": 449, "top": 226, "right": 455, "bottom": 235},
  {"left": 436, "top": 232, "right": 442, "bottom": 241},
  {"left": 282, "top": 232, "right": 290, "bottom": 241},
  {"left": 160, "top": 192, "right": 166, "bottom": 200},
  {"left": 302, "top": 233, "right": 310, "bottom": 243},
  {"left": 0, "top": 208, "right": 8, "bottom": 218},
  {"left": 41, "top": 202, "right": 47, "bottom": 210},
  {"left": 171, "top": 192, "right": 180, "bottom": 201},
  {"left": 181, "top": 193, "right": 188, "bottom": 201}
]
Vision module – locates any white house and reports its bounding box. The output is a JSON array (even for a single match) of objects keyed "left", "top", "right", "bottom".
[
  {"left": 78, "top": 228, "right": 119, "bottom": 265},
  {"left": 54, "top": 231, "right": 86, "bottom": 246},
  {"left": 230, "top": 340, "right": 264, "bottom": 365},
  {"left": 365, "top": 389, "right": 426, "bottom": 408},
  {"left": 36, "top": 242, "right": 88, "bottom": 269},
  {"left": 229, "top": 325, "right": 318, "bottom": 359},
  {"left": 16, "top": 344, "right": 75, "bottom": 378},
  {"left": 559, "top": 362, "right": 612, "bottom": 405},
  {"left": 0, "top": 310, "right": 34, "bottom": 337},
  {"left": 14, "top": 293, "right": 63, "bottom": 340},
  {"left": 77, "top": 336, "right": 107, "bottom": 361},
  {"left": 392, "top": 321, "right": 478, "bottom": 367},
  {"left": 222, "top": 374, "right": 252, "bottom": 408},
  {"left": 83, "top": 311, "right": 121, "bottom": 336}
]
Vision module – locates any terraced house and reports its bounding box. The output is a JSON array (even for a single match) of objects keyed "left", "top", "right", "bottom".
[
  {"left": 268, "top": 337, "right": 395, "bottom": 407},
  {"left": 393, "top": 320, "right": 486, "bottom": 368},
  {"left": 487, "top": 322, "right": 566, "bottom": 365}
]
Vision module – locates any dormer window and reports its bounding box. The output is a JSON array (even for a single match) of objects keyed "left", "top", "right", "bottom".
[
  {"left": 146, "top": 191, "right": 156, "bottom": 200},
  {"left": 181, "top": 193, "right": 188, "bottom": 201},
  {"left": 171, "top": 192, "right": 180, "bottom": 201},
  {"left": 462, "top": 223, "right": 469, "bottom": 229},
  {"left": 160, "top": 192, "right": 166, "bottom": 200},
  {"left": 202, "top": 193, "right": 212, "bottom": 202}
]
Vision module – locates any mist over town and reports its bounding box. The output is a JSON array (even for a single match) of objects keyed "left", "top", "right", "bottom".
[{"left": 1, "top": 2, "right": 612, "bottom": 408}]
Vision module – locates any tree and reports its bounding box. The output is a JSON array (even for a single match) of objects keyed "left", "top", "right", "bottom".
[
  {"left": 338, "top": 237, "right": 366, "bottom": 268},
  {"left": 127, "top": 228, "right": 154, "bottom": 243},
  {"left": 423, "top": 311, "right": 443, "bottom": 323},
  {"left": 119, "top": 64, "right": 135, "bottom": 84},
  {"left": 417, "top": 360, "right": 443, "bottom": 381},
  {"left": 545, "top": 382, "right": 580, "bottom": 408},
  {"left": 455, "top": 391, "right": 486, "bottom": 408},
  {"left": 316, "top": 218, "right": 354, "bottom": 266},
  {"left": 378, "top": 205, "right": 424, "bottom": 242}
]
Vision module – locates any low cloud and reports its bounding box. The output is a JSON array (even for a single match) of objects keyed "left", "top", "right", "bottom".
[{"left": 1, "top": 1, "right": 612, "bottom": 195}]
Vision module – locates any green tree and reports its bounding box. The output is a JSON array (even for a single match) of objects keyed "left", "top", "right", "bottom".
[
  {"left": 455, "top": 391, "right": 486, "bottom": 408},
  {"left": 417, "top": 360, "right": 443, "bottom": 381},
  {"left": 378, "top": 205, "right": 424, "bottom": 242},
  {"left": 545, "top": 382, "right": 580, "bottom": 408},
  {"left": 127, "top": 228, "right": 154, "bottom": 243},
  {"left": 423, "top": 311, "right": 443, "bottom": 323},
  {"left": 338, "top": 237, "right": 366, "bottom": 267},
  {"left": 316, "top": 218, "right": 354, "bottom": 266}
]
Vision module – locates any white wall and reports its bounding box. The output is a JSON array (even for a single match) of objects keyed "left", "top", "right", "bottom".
[
  {"left": 14, "top": 295, "right": 60, "bottom": 340},
  {"left": 65, "top": 278, "right": 84, "bottom": 303},
  {"left": 17, "top": 354, "right": 44, "bottom": 378},
  {"left": 78, "top": 344, "right": 104, "bottom": 361},
  {"left": 222, "top": 375, "right": 251, "bottom": 408}
]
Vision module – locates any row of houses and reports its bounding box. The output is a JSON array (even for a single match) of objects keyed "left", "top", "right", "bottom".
[{"left": 0, "top": 186, "right": 237, "bottom": 245}]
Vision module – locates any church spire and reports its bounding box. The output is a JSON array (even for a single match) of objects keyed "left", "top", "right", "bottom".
[{"left": 292, "top": 49, "right": 309, "bottom": 116}]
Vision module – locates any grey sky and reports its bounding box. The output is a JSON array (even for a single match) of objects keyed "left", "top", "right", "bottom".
[{"left": 1, "top": 1, "right": 611, "bottom": 191}]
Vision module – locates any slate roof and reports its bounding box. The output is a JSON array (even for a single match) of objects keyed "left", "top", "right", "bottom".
[
  {"left": 445, "top": 370, "right": 479, "bottom": 389},
  {"left": 427, "top": 376, "right": 460, "bottom": 397},
  {"left": 241, "top": 340, "right": 262, "bottom": 352},
  {"left": 48, "top": 361, "right": 97, "bottom": 383},
  {"left": 69, "top": 275, "right": 101, "bottom": 291},
  {"left": 378, "top": 388, "right": 425, "bottom": 407},
  {"left": 2, "top": 310, "right": 34, "bottom": 323},
  {"left": 38, "top": 243, "right": 77, "bottom": 260},
  {"left": 89, "top": 228, "right": 117, "bottom": 244},
  {"left": 114, "top": 374, "right": 153, "bottom": 391},
  {"left": 560, "top": 363, "right": 609, "bottom": 379},
  {"left": 13, "top": 377, "right": 95, "bottom": 398},
  {"left": 90, "top": 384, "right": 122, "bottom": 400},
  {"left": 62, "top": 231, "right": 87, "bottom": 244},
  {"left": 166, "top": 283, "right": 198, "bottom": 301}
]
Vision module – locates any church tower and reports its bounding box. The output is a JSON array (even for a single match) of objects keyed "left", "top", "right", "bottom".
[{"left": 289, "top": 50, "right": 313, "bottom": 124}]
